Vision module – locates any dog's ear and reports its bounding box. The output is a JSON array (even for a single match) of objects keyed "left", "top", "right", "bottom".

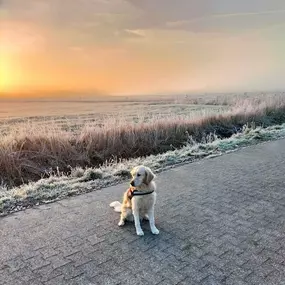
[
  {"left": 130, "top": 166, "right": 137, "bottom": 177},
  {"left": 144, "top": 167, "right": 155, "bottom": 185}
]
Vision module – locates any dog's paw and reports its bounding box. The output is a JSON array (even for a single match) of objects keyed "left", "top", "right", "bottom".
[
  {"left": 136, "top": 229, "right": 144, "bottom": 236},
  {"left": 151, "top": 227, "right": 159, "bottom": 235},
  {"left": 118, "top": 220, "right": 125, "bottom": 226}
]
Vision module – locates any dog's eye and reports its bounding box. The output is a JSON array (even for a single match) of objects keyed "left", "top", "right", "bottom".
[{"left": 137, "top": 174, "right": 141, "bottom": 177}]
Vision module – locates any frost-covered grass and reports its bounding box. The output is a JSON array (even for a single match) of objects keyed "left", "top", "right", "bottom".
[
  {"left": 1, "top": 94, "right": 285, "bottom": 188},
  {"left": 1, "top": 123, "right": 285, "bottom": 216}
]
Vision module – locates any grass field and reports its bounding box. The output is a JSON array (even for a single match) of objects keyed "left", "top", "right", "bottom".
[
  {"left": 1, "top": 91, "right": 285, "bottom": 189},
  {"left": 0, "top": 100, "right": 227, "bottom": 134}
]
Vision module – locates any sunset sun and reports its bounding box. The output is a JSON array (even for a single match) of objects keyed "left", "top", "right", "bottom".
[
  {"left": 0, "top": 56, "right": 14, "bottom": 92},
  {"left": 0, "top": 54, "right": 23, "bottom": 92}
]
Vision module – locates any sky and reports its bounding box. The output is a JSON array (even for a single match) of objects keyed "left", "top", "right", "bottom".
[{"left": 1, "top": 0, "right": 285, "bottom": 95}]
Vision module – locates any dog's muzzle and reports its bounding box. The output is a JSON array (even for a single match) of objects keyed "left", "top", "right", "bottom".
[{"left": 130, "top": 180, "right": 135, "bottom": 186}]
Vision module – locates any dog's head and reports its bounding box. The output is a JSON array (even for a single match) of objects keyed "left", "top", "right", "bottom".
[{"left": 130, "top": 165, "right": 155, "bottom": 187}]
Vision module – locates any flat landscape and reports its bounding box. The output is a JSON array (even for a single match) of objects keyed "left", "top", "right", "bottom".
[
  {"left": 0, "top": 91, "right": 281, "bottom": 134},
  {"left": 0, "top": 97, "right": 227, "bottom": 133},
  {"left": 1, "top": 91, "right": 285, "bottom": 215}
]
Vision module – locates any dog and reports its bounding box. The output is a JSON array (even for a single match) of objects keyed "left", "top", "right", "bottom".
[{"left": 110, "top": 165, "right": 159, "bottom": 236}]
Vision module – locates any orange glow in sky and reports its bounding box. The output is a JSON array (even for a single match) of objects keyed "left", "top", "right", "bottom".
[{"left": 1, "top": 0, "right": 285, "bottom": 95}]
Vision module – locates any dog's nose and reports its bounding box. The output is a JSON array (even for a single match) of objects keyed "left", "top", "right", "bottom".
[{"left": 130, "top": 180, "right": 135, "bottom": 186}]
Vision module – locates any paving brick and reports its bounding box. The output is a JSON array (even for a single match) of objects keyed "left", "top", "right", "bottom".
[
  {"left": 135, "top": 269, "right": 165, "bottom": 284},
  {"left": 200, "top": 275, "right": 225, "bottom": 285},
  {"left": 227, "top": 267, "right": 252, "bottom": 280},
  {"left": 183, "top": 245, "right": 205, "bottom": 258},
  {"left": 54, "top": 263, "right": 85, "bottom": 280},
  {"left": 77, "top": 261, "right": 104, "bottom": 278},
  {"left": 12, "top": 266, "right": 36, "bottom": 282},
  {"left": 33, "top": 239, "right": 48, "bottom": 251},
  {"left": 200, "top": 264, "right": 228, "bottom": 281},
  {"left": 22, "top": 248, "right": 41, "bottom": 260},
  {"left": 102, "top": 232, "right": 125, "bottom": 245},
  {"left": 264, "top": 270, "right": 285, "bottom": 285},
  {"left": 225, "top": 276, "right": 248, "bottom": 285},
  {"left": 0, "top": 268, "right": 19, "bottom": 285},
  {"left": 44, "top": 274, "right": 70, "bottom": 285},
  {"left": 119, "top": 258, "right": 147, "bottom": 274},
  {"left": 253, "top": 259, "right": 280, "bottom": 278},
  {"left": 116, "top": 272, "right": 151, "bottom": 285},
  {"left": 97, "top": 260, "right": 124, "bottom": 276},
  {"left": 33, "top": 264, "right": 62, "bottom": 282},
  {"left": 69, "top": 275, "right": 94, "bottom": 285},
  {"left": 57, "top": 244, "right": 81, "bottom": 257},
  {"left": 145, "top": 247, "right": 171, "bottom": 261},
  {"left": 86, "top": 234, "right": 105, "bottom": 246},
  {"left": 28, "top": 279, "right": 45, "bottom": 285},
  {"left": 28, "top": 255, "right": 51, "bottom": 271},
  {"left": 4, "top": 257, "right": 26, "bottom": 272},
  {"left": 3, "top": 278, "right": 26, "bottom": 285},
  {"left": 104, "top": 248, "right": 135, "bottom": 264},
  {"left": 47, "top": 255, "right": 71, "bottom": 269},
  {"left": 177, "top": 277, "right": 201, "bottom": 285},
  {"left": 65, "top": 235, "right": 85, "bottom": 247},
  {"left": 157, "top": 279, "right": 177, "bottom": 285},
  {"left": 40, "top": 248, "right": 59, "bottom": 259},
  {"left": 89, "top": 274, "right": 119, "bottom": 285},
  {"left": 181, "top": 255, "right": 208, "bottom": 269},
  {"left": 244, "top": 272, "right": 268, "bottom": 285},
  {"left": 85, "top": 251, "right": 110, "bottom": 266},
  {"left": 158, "top": 268, "right": 187, "bottom": 284},
  {"left": 179, "top": 264, "right": 209, "bottom": 282},
  {"left": 66, "top": 252, "right": 93, "bottom": 267}
]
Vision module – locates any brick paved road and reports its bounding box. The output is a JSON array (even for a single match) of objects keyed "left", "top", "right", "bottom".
[{"left": 1, "top": 139, "right": 285, "bottom": 285}]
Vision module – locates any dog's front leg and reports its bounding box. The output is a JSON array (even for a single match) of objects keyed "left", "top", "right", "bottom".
[
  {"left": 132, "top": 200, "right": 144, "bottom": 236},
  {"left": 133, "top": 210, "right": 144, "bottom": 236},
  {"left": 118, "top": 209, "right": 126, "bottom": 226},
  {"left": 148, "top": 208, "right": 159, "bottom": 235}
]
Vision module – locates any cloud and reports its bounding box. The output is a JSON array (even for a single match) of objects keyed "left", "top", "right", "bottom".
[
  {"left": 125, "top": 0, "right": 285, "bottom": 33},
  {"left": 0, "top": 0, "right": 135, "bottom": 30},
  {"left": 165, "top": 10, "right": 285, "bottom": 33},
  {"left": 2, "top": 0, "right": 285, "bottom": 35},
  {"left": 0, "top": 0, "right": 143, "bottom": 46},
  {"left": 123, "top": 29, "right": 145, "bottom": 37}
]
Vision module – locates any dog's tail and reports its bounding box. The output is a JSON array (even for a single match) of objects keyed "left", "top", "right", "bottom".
[{"left": 109, "top": 201, "right": 122, "bottom": 213}]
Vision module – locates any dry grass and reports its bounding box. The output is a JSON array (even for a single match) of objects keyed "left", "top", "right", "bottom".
[
  {"left": 2, "top": 122, "right": 285, "bottom": 215},
  {"left": 1, "top": 93, "right": 285, "bottom": 187}
]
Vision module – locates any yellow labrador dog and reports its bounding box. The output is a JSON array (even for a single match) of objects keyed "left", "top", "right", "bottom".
[{"left": 110, "top": 165, "right": 159, "bottom": 236}]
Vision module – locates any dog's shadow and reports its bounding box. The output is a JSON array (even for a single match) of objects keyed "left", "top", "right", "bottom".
[{"left": 116, "top": 218, "right": 165, "bottom": 239}]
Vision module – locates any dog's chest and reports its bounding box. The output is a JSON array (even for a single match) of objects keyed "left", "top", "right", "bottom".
[{"left": 132, "top": 193, "right": 156, "bottom": 211}]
